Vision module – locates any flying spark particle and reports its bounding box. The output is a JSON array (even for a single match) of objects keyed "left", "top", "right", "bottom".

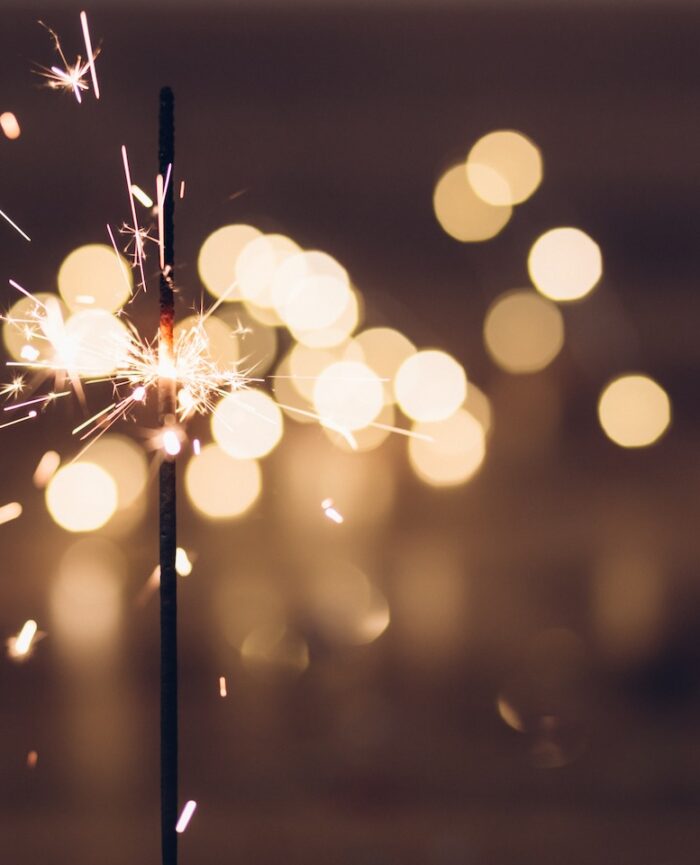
[
  {"left": 321, "top": 498, "right": 344, "bottom": 524},
  {"left": 192, "top": 438, "right": 201, "bottom": 456},
  {"left": 179, "top": 180, "right": 186, "bottom": 199},
  {"left": 7, "top": 619, "right": 38, "bottom": 659},
  {"left": 175, "top": 800, "right": 197, "bottom": 834},
  {"left": 0, "top": 112, "right": 20, "bottom": 139},
  {"left": 33, "top": 451, "right": 61, "bottom": 488},
  {"left": 20, "top": 345, "right": 40, "bottom": 362},
  {"left": 26, "top": 750, "right": 38, "bottom": 769},
  {"left": 0, "top": 207, "right": 31, "bottom": 242},
  {"left": 79, "top": 11, "right": 100, "bottom": 99},
  {"left": 131, "top": 184, "right": 154, "bottom": 208},
  {"left": 0, "top": 502, "right": 22, "bottom": 526},
  {"left": 219, "top": 676, "right": 227, "bottom": 697},
  {"left": 175, "top": 547, "right": 193, "bottom": 576}
]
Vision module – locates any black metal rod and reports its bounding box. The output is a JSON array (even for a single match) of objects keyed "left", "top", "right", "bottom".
[{"left": 158, "top": 85, "right": 177, "bottom": 865}]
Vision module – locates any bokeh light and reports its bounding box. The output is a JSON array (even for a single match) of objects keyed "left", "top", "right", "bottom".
[
  {"left": 467, "top": 130, "right": 543, "bottom": 206},
  {"left": 86, "top": 434, "right": 148, "bottom": 510},
  {"left": 598, "top": 374, "right": 671, "bottom": 447},
  {"left": 212, "top": 389, "right": 283, "bottom": 458},
  {"left": 355, "top": 327, "right": 416, "bottom": 404},
  {"left": 0, "top": 111, "right": 20, "bottom": 139},
  {"left": 409, "top": 408, "right": 486, "bottom": 486},
  {"left": 483, "top": 289, "right": 564, "bottom": 373},
  {"left": 58, "top": 244, "right": 132, "bottom": 313},
  {"left": 395, "top": 349, "right": 467, "bottom": 422},
  {"left": 272, "top": 250, "right": 352, "bottom": 332},
  {"left": 216, "top": 305, "right": 278, "bottom": 375},
  {"left": 46, "top": 462, "right": 118, "bottom": 532},
  {"left": 290, "top": 287, "right": 360, "bottom": 348},
  {"left": 2, "top": 293, "right": 68, "bottom": 362},
  {"left": 433, "top": 163, "right": 512, "bottom": 242},
  {"left": 240, "top": 625, "right": 310, "bottom": 674},
  {"left": 236, "top": 233, "right": 300, "bottom": 307},
  {"left": 528, "top": 227, "right": 602, "bottom": 302},
  {"left": 175, "top": 313, "right": 239, "bottom": 367},
  {"left": 312, "top": 360, "right": 384, "bottom": 431},
  {"left": 198, "top": 223, "right": 261, "bottom": 301},
  {"left": 62, "top": 310, "right": 131, "bottom": 376},
  {"left": 185, "top": 443, "right": 261, "bottom": 519}
]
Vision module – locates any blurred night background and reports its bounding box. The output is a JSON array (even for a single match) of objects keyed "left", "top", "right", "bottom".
[{"left": 1, "top": 1, "right": 700, "bottom": 863}]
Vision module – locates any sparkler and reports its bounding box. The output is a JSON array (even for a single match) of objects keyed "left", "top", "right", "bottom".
[{"left": 37, "top": 17, "right": 100, "bottom": 105}]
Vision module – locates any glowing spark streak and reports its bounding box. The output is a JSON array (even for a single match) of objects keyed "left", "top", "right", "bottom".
[
  {"left": 9, "top": 279, "right": 46, "bottom": 308},
  {"left": 192, "top": 438, "right": 201, "bottom": 455},
  {"left": 14, "top": 620, "right": 37, "bottom": 656},
  {"left": 0, "top": 411, "right": 37, "bottom": 430},
  {"left": 175, "top": 801, "right": 197, "bottom": 834},
  {"left": 0, "top": 502, "right": 22, "bottom": 526},
  {"left": 0, "top": 112, "right": 20, "bottom": 140},
  {"left": 120, "top": 146, "right": 147, "bottom": 290},
  {"left": 33, "top": 450, "right": 61, "bottom": 488},
  {"left": 156, "top": 174, "right": 165, "bottom": 269},
  {"left": 321, "top": 498, "right": 344, "bottom": 524},
  {"left": 3, "top": 392, "right": 69, "bottom": 412},
  {"left": 219, "top": 676, "right": 227, "bottom": 697},
  {"left": 79, "top": 11, "right": 99, "bottom": 99},
  {"left": 131, "top": 184, "right": 153, "bottom": 208},
  {"left": 0, "top": 208, "right": 31, "bottom": 242},
  {"left": 50, "top": 65, "right": 83, "bottom": 103},
  {"left": 71, "top": 402, "right": 116, "bottom": 435},
  {"left": 179, "top": 180, "right": 185, "bottom": 199}
]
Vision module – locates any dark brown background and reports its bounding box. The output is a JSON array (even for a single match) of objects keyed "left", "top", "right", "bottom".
[{"left": 1, "top": 2, "right": 700, "bottom": 863}]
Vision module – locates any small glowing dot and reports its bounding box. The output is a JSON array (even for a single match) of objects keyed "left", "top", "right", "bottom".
[
  {"left": 46, "top": 463, "right": 118, "bottom": 532},
  {"left": 185, "top": 444, "right": 261, "bottom": 520},
  {"left": 321, "top": 498, "right": 344, "bottom": 524},
  {"left": 467, "top": 130, "right": 543, "bottom": 206},
  {"left": 12, "top": 619, "right": 37, "bottom": 657},
  {"left": 409, "top": 409, "right": 486, "bottom": 487},
  {"left": 20, "top": 344, "right": 40, "bottom": 362},
  {"left": 0, "top": 111, "right": 20, "bottom": 139},
  {"left": 26, "top": 750, "right": 38, "bottom": 769},
  {"left": 219, "top": 676, "right": 227, "bottom": 697},
  {"left": 198, "top": 224, "right": 262, "bottom": 302},
  {"left": 175, "top": 547, "right": 193, "bottom": 577},
  {"left": 192, "top": 438, "right": 201, "bottom": 455},
  {"left": 58, "top": 244, "right": 132, "bottom": 313},
  {"left": 313, "top": 360, "right": 384, "bottom": 432},
  {"left": 175, "top": 800, "right": 197, "bottom": 834},
  {"left": 528, "top": 227, "right": 602, "bottom": 302},
  {"left": 483, "top": 289, "right": 564, "bottom": 373},
  {"left": 132, "top": 386, "right": 146, "bottom": 402},
  {"left": 433, "top": 163, "right": 512, "bottom": 242},
  {"left": 395, "top": 350, "right": 467, "bottom": 422},
  {"left": 162, "top": 429, "right": 182, "bottom": 457},
  {"left": 212, "top": 390, "right": 283, "bottom": 459},
  {"left": 598, "top": 374, "right": 671, "bottom": 448},
  {"left": 0, "top": 501, "right": 22, "bottom": 525}
]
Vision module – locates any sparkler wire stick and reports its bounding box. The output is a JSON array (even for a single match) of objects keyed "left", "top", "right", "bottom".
[{"left": 158, "top": 86, "right": 178, "bottom": 865}]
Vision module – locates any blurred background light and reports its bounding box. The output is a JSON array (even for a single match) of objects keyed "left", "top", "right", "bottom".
[
  {"left": 85, "top": 434, "right": 148, "bottom": 510},
  {"left": 198, "top": 223, "right": 261, "bottom": 301},
  {"left": 185, "top": 443, "right": 261, "bottom": 519},
  {"left": 0, "top": 111, "right": 20, "bottom": 139},
  {"left": 528, "top": 227, "right": 602, "bottom": 301},
  {"left": 394, "top": 349, "right": 467, "bottom": 422},
  {"left": 467, "top": 129, "right": 543, "bottom": 206},
  {"left": 312, "top": 360, "right": 384, "bottom": 431},
  {"left": 597, "top": 374, "right": 671, "bottom": 447},
  {"left": 236, "top": 233, "right": 300, "bottom": 308},
  {"left": 355, "top": 327, "right": 416, "bottom": 404},
  {"left": 240, "top": 625, "right": 310, "bottom": 674},
  {"left": 272, "top": 250, "right": 352, "bottom": 333},
  {"left": 2, "top": 293, "right": 67, "bottom": 363},
  {"left": 175, "top": 313, "right": 240, "bottom": 367},
  {"left": 433, "top": 162, "right": 512, "bottom": 242},
  {"left": 409, "top": 407, "right": 486, "bottom": 486},
  {"left": 212, "top": 389, "right": 283, "bottom": 459},
  {"left": 46, "top": 462, "right": 118, "bottom": 532},
  {"left": 483, "top": 289, "right": 564, "bottom": 373},
  {"left": 57, "top": 244, "right": 132, "bottom": 313},
  {"left": 61, "top": 310, "right": 130, "bottom": 376}
]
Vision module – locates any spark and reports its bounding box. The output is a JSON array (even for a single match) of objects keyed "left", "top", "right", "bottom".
[
  {"left": 175, "top": 547, "right": 193, "bottom": 576},
  {"left": 0, "top": 376, "right": 25, "bottom": 401},
  {"left": 232, "top": 319, "right": 253, "bottom": 338},
  {"left": 33, "top": 450, "right": 61, "bottom": 488},
  {"left": 136, "top": 548, "right": 195, "bottom": 606},
  {"left": 130, "top": 184, "right": 153, "bottom": 208},
  {"left": 7, "top": 619, "right": 38, "bottom": 659},
  {"left": 192, "top": 438, "right": 201, "bottom": 456},
  {"left": 0, "top": 502, "right": 22, "bottom": 526},
  {"left": 321, "top": 498, "right": 344, "bottom": 524},
  {"left": 0, "top": 207, "right": 31, "bottom": 242},
  {"left": 0, "top": 411, "right": 37, "bottom": 431},
  {"left": 79, "top": 11, "right": 100, "bottom": 99},
  {"left": 219, "top": 676, "right": 227, "bottom": 698},
  {"left": 175, "top": 800, "right": 197, "bottom": 834},
  {"left": 37, "top": 21, "right": 99, "bottom": 105},
  {"left": 162, "top": 428, "right": 181, "bottom": 456},
  {"left": 0, "top": 112, "right": 20, "bottom": 140},
  {"left": 120, "top": 146, "right": 147, "bottom": 290},
  {"left": 179, "top": 180, "right": 186, "bottom": 199}
]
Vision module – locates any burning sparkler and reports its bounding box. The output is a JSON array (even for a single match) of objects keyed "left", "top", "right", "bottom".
[{"left": 36, "top": 15, "right": 100, "bottom": 105}]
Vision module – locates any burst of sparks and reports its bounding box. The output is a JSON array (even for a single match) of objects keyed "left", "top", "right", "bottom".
[{"left": 37, "top": 20, "right": 100, "bottom": 105}]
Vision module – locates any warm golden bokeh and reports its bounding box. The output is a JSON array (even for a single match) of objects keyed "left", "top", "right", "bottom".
[
  {"left": 312, "top": 360, "right": 384, "bottom": 432},
  {"left": 61, "top": 310, "right": 131, "bottom": 376},
  {"left": 58, "top": 244, "right": 132, "bottom": 313},
  {"left": 212, "top": 389, "right": 283, "bottom": 459},
  {"left": 409, "top": 408, "right": 486, "bottom": 486},
  {"left": 394, "top": 349, "right": 467, "bottom": 422},
  {"left": 185, "top": 443, "right": 261, "bottom": 519},
  {"left": 236, "top": 233, "right": 301, "bottom": 307},
  {"left": 597, "top": 374, "right": 671, "bottom": 448},
  {"left": 355, "top": 327, "right": 416, "bottom": 404},
  {"left": 175, "top": 314, "right": 240, "bottom": 368},
  {"left": 0, "top": 111, "right": 21, "bottom": 139},
  {"left": 433, "top": 163, "right": 512, "bottom": 242},
  {"left": 85, "top": 434, "right": 148, "bottom": 510},
  {"left": 467, "top": 129, "right": 543, "bottom": 206},
  {"left": 2, "top": 293, "right": 67, "bottom": 362},
  {"left": 528, "top": 227, "right": 602, "bottom": 302},
  {"left": 483, "top": 289, "right": 564, "bottom": 373},
  {"left": 198, "top": 223, "right": 262, "bottom": 301},
  {"left": 46, "top": 462, "right": 118, "bottom": 532},
  {"left": 272, "top": 250, "right": 352, "bottom": 333}
]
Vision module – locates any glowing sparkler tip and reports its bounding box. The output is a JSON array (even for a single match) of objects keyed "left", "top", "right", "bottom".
[{"left": 162, "top": 428, "right": 181, "bottom": 457}]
